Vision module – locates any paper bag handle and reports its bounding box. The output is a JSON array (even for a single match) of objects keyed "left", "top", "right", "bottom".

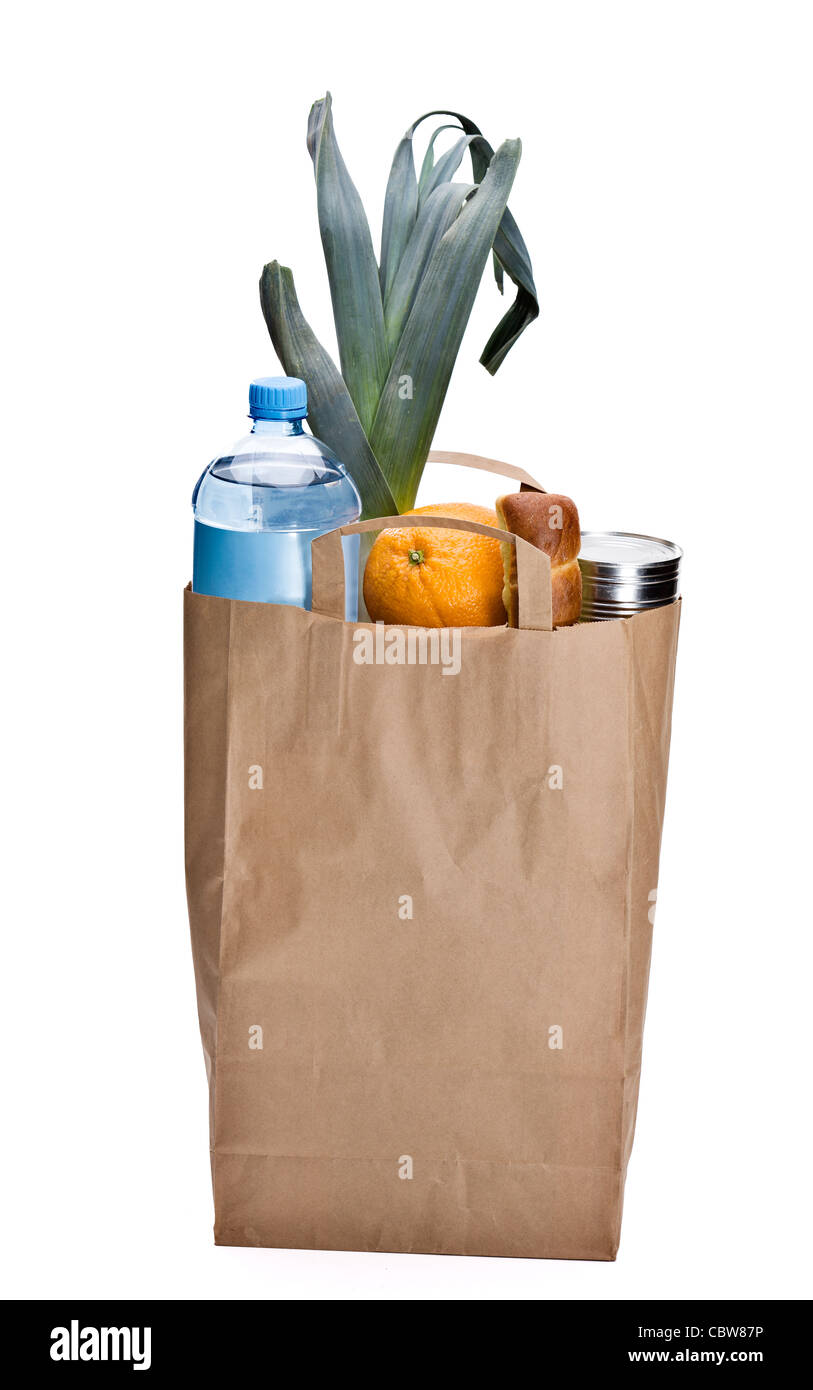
[
  {"left": 311, "top": 514, "right": 552, "bottom": 632},
  {"left": 426, "top": 449, "right": 545, "bottom": 493}
]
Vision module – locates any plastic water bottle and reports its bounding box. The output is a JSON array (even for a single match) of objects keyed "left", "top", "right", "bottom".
[{"left": 192, "top": 376, "right": 361, "bottom": 615}]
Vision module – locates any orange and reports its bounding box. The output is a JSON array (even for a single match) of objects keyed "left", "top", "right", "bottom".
[{"left": 363, "top": 502, "right": 506, "bottom": 628}]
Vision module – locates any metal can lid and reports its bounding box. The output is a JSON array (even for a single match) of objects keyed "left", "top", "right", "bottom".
[{"left": 578, "top": 531, "right": 683, "bottom": 578}]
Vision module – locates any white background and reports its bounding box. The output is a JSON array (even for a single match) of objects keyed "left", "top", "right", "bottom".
[{"left": 2, "top": 0, "right": 812, "bottom": 1301}]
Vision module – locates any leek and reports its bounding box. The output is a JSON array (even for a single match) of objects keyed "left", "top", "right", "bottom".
[{"left": 260, "top": 95, "right": 539, "bottom": 517}]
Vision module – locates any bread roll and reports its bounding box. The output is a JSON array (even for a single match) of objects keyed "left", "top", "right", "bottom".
[{"left": 495, "top": 490, "right": 582, "bottom": 628}]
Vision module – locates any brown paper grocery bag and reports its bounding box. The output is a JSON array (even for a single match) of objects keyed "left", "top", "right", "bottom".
[{"left": 184, "top": 453, "right": 680, "bottom": 1260}]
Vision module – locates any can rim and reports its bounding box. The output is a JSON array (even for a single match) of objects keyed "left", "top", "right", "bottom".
[
  {"left": 578, "top": 530, "right": 683, "bottom": 577},
  {"left": 581, "top": 595, "right": 678, "bottom": 614}
]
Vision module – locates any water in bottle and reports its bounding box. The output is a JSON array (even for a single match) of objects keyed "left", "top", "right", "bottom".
[{"left": 192, "top": 376, "right": 361, "bottom": 615}]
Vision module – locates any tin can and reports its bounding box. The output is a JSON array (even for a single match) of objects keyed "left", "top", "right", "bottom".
[{"left": 578, "top": 531, "right": 682, "bottom": 621}]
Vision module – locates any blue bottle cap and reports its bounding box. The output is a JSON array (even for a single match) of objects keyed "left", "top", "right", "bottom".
[{"left": 249, "top": 376, "right": 308, "bottom": 420}]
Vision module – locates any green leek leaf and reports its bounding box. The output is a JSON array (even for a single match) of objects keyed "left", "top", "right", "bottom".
[
  {"left": 307, "top": 94, "right": 389, "bottom": 434},
  {"left": 383, "top": 181, "right": 473, "bottom": 359},
  {"left": 379, "top": 134, "right": 418, "bottom": 304},
  {"left": 259, "top": 261, "right": 397, "bottom": 520},
  {"left": 417, "top": 123, "right": 461, "bottom": 198},
  {"left": 420, "top": 134, "right": 478, "bottom": 204},
  {"left": 403, "top": 111, "right": 539, "bottom": 372},
  {"left": 369, "top": 139, "right": 522, "bottom": 510}
]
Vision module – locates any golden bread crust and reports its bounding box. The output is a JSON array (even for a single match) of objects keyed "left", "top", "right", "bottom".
[{"left": 496, "top": 491, "right": 582, "bottom": 627}]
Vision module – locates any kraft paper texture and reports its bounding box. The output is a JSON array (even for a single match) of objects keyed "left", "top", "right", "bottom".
[{"left": 184, "top": 454, "right": 680, "bottom": 1260}]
